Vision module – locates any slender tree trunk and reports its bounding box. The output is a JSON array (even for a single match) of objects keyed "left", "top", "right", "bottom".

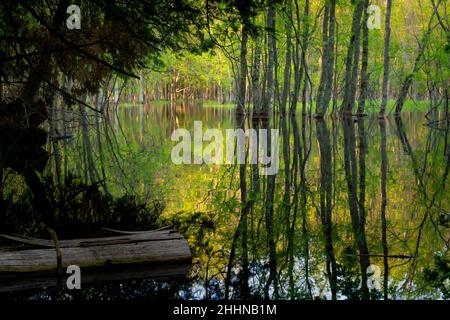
[
  {"left": 263, "top": 2, "right": 277, "bottom": 116},
  {"left": 237, "top": 25, "right": 249, "bottom": 114},
  {"left": 380, "top": 0, "right": 393, "bottom": 116},
  {"left": 332, "top": 21, "right": 339, "bottom": 113},
  {"left": 251, "top": 27, "right": 261, "bottom": 192},
  {"left": 50, "top": 94, "right": 62, "bottom": 188},
  {"left": 357, "top": 0, "right": 370, "bottom": 115},
  {"left": 445, "top": 87, "right": 449, "bottom": 122},
  {"left": 80, "top": 98, "right": 99, "bottom": 185},
  {"left": 316, "top": 0, "right": 336, "bottom": 117},
  {"left": 291, "top": 0, "right": 310, "bottom": 116},
  {"left": 341, "top": 0, "right": 364, "bottom": 115},
  {"left": 281, "top": 2, "right": 292, "bottom": 117},
  {"left": 95, "top": 92, "right": 108, "bottom": 193},
  {"left": 251, "top": 28, "right": 261, "bottom": 115}
]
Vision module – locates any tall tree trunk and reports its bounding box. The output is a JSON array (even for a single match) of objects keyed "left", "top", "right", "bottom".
[
  {"left": 237, "top": 25, "right": 249, "bottom": 114},
  {"left": 80, "top": 98, "right": 99, "bottom": 185},
  {"left": 445, "top": 87, "right": 449, "bottom": 122},
  {"left": 251, "top": 28, "right": 262, "bottom": 116},
  {"left": 380, "top": 0, "right": 393, "bottom": 116},
  {"left": 291, "top": 0, "right": 310, "bottom": 116},
  {"left": 95, "top": 92, "right": 108, "bottom": 194},
  {"left": 357, "top": 0, "right": 370, "bottom": 115},
  {"left": 280, "top": 1, "right": 292, "bottom": 117},
  {"left": 316, "top": 0, "right": 336, "bottom": 117},
  {"left": 341, "top": 0, "right": 364, "bottom": 115},
  {"left": 251, "top": 27, "right": 261, "bottom": 192},
  {"left": 263, "top": 2, "right": 277, "bottom": 117},
  {"left": 263, "top": 2, "right": 278, "bottom": 299},
  {"left": 332, "top": 21, "right": 339, "bottom": 113},
  {"left": 50, "top": 94, "right": 62, "bottom": 188}
]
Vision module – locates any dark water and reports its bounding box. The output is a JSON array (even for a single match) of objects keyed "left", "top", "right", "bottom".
[{"left": 2, "top": 102, "right": 449, "bottom": 300}]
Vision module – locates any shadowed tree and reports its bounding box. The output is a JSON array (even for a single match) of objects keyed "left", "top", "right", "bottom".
[{"left": 0, "top": 0, "right": 210, "bottom": 224}]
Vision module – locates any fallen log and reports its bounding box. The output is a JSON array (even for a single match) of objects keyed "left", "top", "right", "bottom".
[
  {"left": 0, "top": 233, "right": 191, "bottom": 273},
  {"left": 0, "top": 229, "right": 182, "bottom": 248}
]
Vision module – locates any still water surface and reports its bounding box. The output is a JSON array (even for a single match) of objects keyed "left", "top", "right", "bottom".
[{"left": 4, "top": 102, "right": 449, "bottom": 300}]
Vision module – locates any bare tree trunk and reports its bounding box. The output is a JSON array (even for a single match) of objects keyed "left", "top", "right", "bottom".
[
  {"left": 357, "top": 0, "right": 370, "bottom": 115},
  {"left": 380, "top": 0, "right": 393, "bottom": 116},
  {"left": 263, "top": 3, "right": 278, "bottom": 298},
  {"left": 252, "top": 28, "right": 262, "bottom": 116},
  {"left": 80, "top": 97, "right": 99, "bottom": 185},
  {"left": 263, "top": 2, "right": 277, "bottom": 117},
  {"left": 341, "top": 1, "right": 364, "bottom": 115},
  {"left": 95, "top": 91, "right": 108, "bottom": 193},
  {"left": 316, "top": 0, "right": 336, "bottom": 117},
  {"left": 251, "top": 26, "right": 262, "bottom": 192},
  {"left": 291, "top": 0, "right": 310, "bottom": 116},
  {"left": 332, "top": 21, "right": 339, "bottom": 113},
  {"left": 280, "top": 2, "right": 292, "bottom": 117},
  {"left": 445, "top": 87, "right": 449, "bottom": 122},
  {"left": 237, "top": 24, "right": 249, "bottom": 114},
  {"left": 50, "top": 93, "right": 62, "bottom": 188}
]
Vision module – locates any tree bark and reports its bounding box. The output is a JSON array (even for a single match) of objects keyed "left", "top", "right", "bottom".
[
  {"left": 316, "top": 0, "right": 336, "bottom": 117},
  {"left": 263, "top": 2, "right": 277, "bottom": 117},
  {"left": 280, "top": 2, "right": 292, "bottom": 117},
  {"left": 380, "top": 0, "right": 393, "bottom": 116},
  {"left": 237, "top": 25, "right": 249, "bottom": 114},
  {"left": 357, "top": 0, "right": 370, "bottom": 115},
  {"left": 341, "top": 0, "right": 364, "bottom": 115}
]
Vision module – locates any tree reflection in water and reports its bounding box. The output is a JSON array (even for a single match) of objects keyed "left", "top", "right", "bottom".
[{"left": 2, "top": 103, "right": 448, "bottom": 300}]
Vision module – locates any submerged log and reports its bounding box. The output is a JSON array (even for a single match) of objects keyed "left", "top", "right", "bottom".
[{"left": 0, "top": 262, "right": 191, "bottom": 293}]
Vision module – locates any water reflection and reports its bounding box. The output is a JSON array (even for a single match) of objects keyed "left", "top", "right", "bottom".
[{"left": 3, "top": 102, "right": 449, "bottom": 300}]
